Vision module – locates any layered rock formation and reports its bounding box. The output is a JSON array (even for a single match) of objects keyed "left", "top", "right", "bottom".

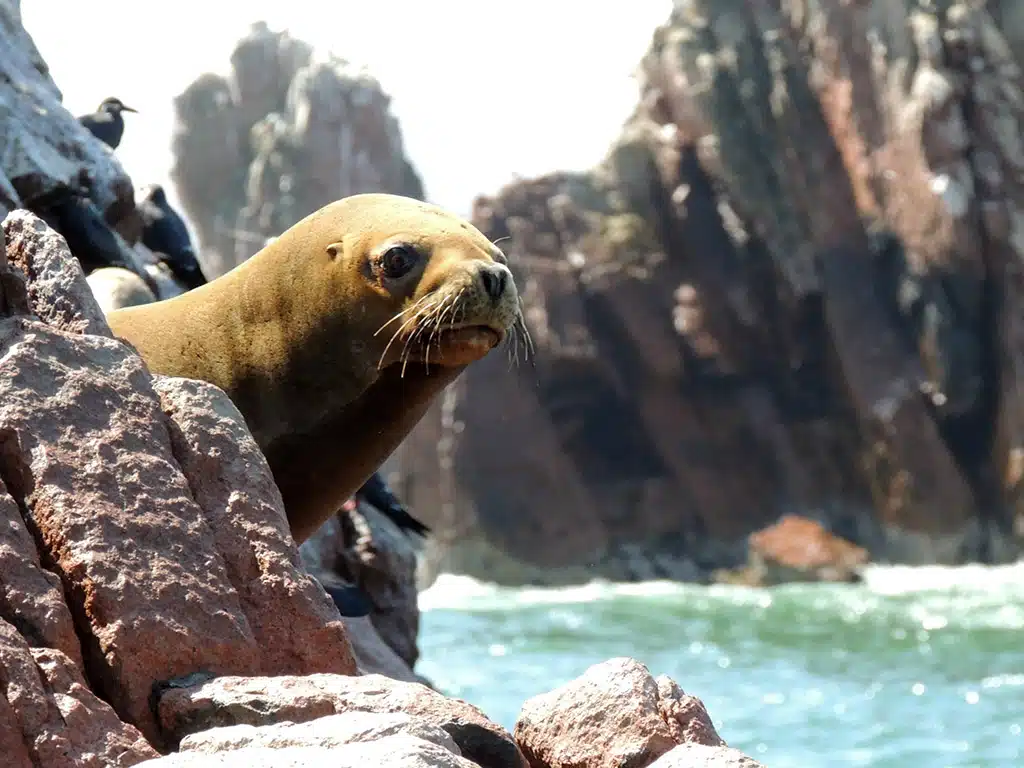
[
  {"left": 392, "top": 0, "right": 1024, "bottom": 584},
  {"left": 170, "top": 21, "right": 424, "bottom": 278}
]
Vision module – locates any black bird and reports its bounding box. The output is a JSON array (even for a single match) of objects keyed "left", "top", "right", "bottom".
[
  {"left": 355, "top": 471, "right": 430, "bottom": 537},
  {"left": 137, "top": 184, "right": 208, "bottom": 290},
  {"left": 78, "top": 97, "right": 137, "bottom": 150}
]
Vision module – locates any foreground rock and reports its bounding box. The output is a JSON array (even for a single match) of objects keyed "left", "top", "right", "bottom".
[
  {"left": 395, "top": 0, "right": 1024, "bottom": 585},
  {"left": 171, "top": 21, "right": 424, "bottom": 278},
  {"left": 515, "top": 658, "right": 731, "bottom": 768}
]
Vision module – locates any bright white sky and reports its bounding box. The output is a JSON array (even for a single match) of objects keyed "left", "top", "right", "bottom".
[{"left": 22, "top": 0, "right": 671, "bottom": 218}]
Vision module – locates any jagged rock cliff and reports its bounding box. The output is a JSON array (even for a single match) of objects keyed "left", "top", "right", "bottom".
[
  {"left": 170, "top": 21, "right": 424, "bottom": 278},
  {"left": 394, "top": 0, "right": 1024, "bottom": 584}
]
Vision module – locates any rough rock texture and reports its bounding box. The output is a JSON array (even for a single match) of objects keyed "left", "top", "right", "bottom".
[
  {"left": 515, "top": 658, "right": 723, "bottom": 768},
  {"left": 176, "top": 710, "right": 460, "bottom": 754},
  {"left": 155, "top": 673, "right": 529, "bottom": 768},
  {"left": 393, "top": 0, "right": 1024, "bottom": 585},
  {"left": 170, "top": 21, "right": 424, "bottom": 278},
  {"left": 0, "top": 0, "right": 134, "bottom": 225},
  {"left": 647, "top": 744, "right": 765, "bottom": 768},
  {"left": 138, "top": 735, "right": 479, "bottom": 768},
  {"left": 717, "top": 514, "right": 870, "bottom": 586},
  {"left": 0, "top": 621, "right": 158, "bottom": 766},
  {"left": 0, "top": 210, "right": 356, "bottom": 750},
  {"left": 300, "top": 501, "right": 422, "bottom": 671}
]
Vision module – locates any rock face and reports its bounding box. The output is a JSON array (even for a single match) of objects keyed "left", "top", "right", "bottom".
[
  {"left": 0, "top": 0, "right": 134, "bottom": 225},
  {"left": 170, "top": 21, "right": 424, "bottom": 278},
  {"left": 393, "top": 0, "right": 1024, "bottom": 584}
]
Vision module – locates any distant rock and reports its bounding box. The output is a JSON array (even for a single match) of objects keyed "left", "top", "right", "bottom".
[
  {"left": 171, "top": 21, "right": 424, "bottom": 278},
  {"left": 716, "top": 515, "right": 870, "bottom": 586},
  {"left": 394, "top": 0, "right": 1024, "bottom": 585}
]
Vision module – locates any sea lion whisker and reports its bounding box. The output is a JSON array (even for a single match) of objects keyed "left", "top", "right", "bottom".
[
  {"left": 379, "top": 305, "right": 436, "bottom": 371},
  {"left": 374, "top": 293, "right": 434, "bottom": 337}
]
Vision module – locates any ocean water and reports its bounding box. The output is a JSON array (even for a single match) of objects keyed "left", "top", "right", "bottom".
[{"left": 417, "top": 564, "right": 1024, "bottom": 767}]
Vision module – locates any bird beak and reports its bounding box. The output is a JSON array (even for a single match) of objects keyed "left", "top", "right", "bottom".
[{"left": 122, "top": 105, "right": 138, "bottom": 113}]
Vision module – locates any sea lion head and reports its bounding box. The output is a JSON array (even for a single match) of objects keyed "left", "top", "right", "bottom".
[{"left": 284, "top": 193, "right": 522, "bottom": 378}]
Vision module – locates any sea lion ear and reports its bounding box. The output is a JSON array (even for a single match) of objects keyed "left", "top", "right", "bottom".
[{"left": 325, "top": 242, "right": 343, "bottom": 260}]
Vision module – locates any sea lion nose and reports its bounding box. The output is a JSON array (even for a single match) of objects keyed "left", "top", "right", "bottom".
[{"left": 479, "top": 262, "right": 509, "bottom": 301}]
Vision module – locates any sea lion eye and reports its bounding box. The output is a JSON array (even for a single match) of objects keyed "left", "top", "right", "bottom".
[{"left": 380, "top": 245, "right": 418, "bottom": 279}]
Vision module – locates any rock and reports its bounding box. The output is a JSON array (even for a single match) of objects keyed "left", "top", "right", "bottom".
[
  {"left": 300, "top": 499, "right": 422, "bottom": 670},
  {"left": 171, "top": 22, "right": 423, "bottom": 278},
  {"left": 3, "top": 209, "right": 111, "bottom": 335},
  {"left": 722, "top": 515, "right": 869, "bottom": 586},
  {"left": 391, "top": 0, "right": 1024, "bottom": 584},
  {"left": 0, "top": 0, "right": 134, "bottom": 225},
  {"left": 647, "top": 744, "right": 765, "bottom": 768},
  {"left": 0, "top": 620, "right": 158, "bottom": 766},
  {"left": 177, "top": 710, "right": 459, "bottom": 754},
  {"left": 138, "top": 734, "right": 478, "bottom": 767},
  {"left": 514, "top": 658, "right": 723, "bottom": 768},
  {"left": 155, "top": 673, "right": 529, "bottom": 768}
]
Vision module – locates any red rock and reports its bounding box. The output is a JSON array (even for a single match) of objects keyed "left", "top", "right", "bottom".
[
  {"left": 0, "top": 619, "right": 157, "bottom": 766},
  {"left": 0, "top": 477, "right": 83, "bottom": 670},
  {"left": 156, "top": 673, "right": 528, "bottom": 768},
  {"left": 153, "top": 376, "right": 357, "bottom": 677},
  {"left": 514, "top": 658, "right": 723, "bottom": 768},
  {"left": 746, "top": 515, "right": 869, "bottom": 585}
]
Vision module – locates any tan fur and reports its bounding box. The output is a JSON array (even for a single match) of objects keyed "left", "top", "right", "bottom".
[{"left": 107, "top": 193, "right": 520, "bottom": 543}]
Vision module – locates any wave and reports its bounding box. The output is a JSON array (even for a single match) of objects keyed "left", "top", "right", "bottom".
[{"left": 418, "top": 562, "right": 1024, "bottom": 632}]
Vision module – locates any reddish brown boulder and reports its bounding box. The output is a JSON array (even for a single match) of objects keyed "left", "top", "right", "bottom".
[
  {"left": 514, "top": 658, "right": 723, "bottom": 768},
  {"left": 749, "top": 515, "right": 868, "bottom": 585}
]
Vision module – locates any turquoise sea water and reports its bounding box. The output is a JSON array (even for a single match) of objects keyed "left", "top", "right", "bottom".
[{"left": 417, "top": 564, "right": 1024, "bottom": 767}]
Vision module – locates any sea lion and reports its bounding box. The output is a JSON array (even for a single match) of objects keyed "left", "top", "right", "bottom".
[{"left": 106, "top": 193, "right": 523, "bottom": 544}]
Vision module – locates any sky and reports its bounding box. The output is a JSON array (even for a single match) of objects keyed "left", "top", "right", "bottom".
[{"left": 22, "top": 0, "right": 672, "bottom": 218}]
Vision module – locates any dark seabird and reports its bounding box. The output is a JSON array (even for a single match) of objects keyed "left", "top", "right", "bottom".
[
  {"left": 137, "top": 184, "right": 208, "bottom": 290},
  {"left": 355, "top": 471, "right": 430, "bottom": 537},
  {"left": 78, "top": 97, "right": 137, "bottom": 150}
]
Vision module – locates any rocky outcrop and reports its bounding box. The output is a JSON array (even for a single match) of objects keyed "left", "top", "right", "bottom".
[
  {"left": 395, "top": 0, "right": 1024, "bottom": 584},
  {"left": 715, "top": 515, "right": 869, "bottom": 587},
  {"left": 170, "top": 21, "right": 424, "bottom": 278},
  {"left": 0, "top": 0, "right": 133, "bottom": 226}
]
